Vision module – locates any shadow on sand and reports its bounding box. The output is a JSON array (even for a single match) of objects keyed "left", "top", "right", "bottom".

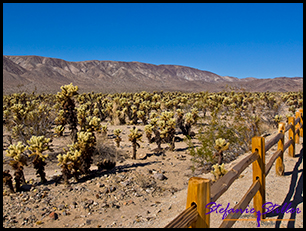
[{"left": 265, "top": 147, "right": 303, "bottom": 228}]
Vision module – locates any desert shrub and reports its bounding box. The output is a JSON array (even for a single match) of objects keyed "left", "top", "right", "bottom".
[{"left": 187, "top": 110, "right": 243, "bottom": 172}]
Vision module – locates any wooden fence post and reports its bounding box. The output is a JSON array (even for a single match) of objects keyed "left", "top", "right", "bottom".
[
  {"left": 298, "top": 109, "right": 303, "bottom": 137},
  {"left": 186, "top": 177, "right": 210, "bottom": 228},
  {"left": 276, "top": 122, "right": 285, "bottom": 176},
  {"left": 295, "top": 111, "right": 301, "bottom": 144},
  {"left": 252, "top": 136, "right": 266, "bottom": 219},
  {"left": 288, "top": 117, "right": 295, "bottom": 157}
]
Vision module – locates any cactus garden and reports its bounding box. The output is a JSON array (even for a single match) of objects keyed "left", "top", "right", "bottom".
[{"left": 3, "top": 85, "right": 303, "bottom": 227}]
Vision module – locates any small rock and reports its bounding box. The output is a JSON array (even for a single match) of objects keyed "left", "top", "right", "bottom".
[
  {"left": 101, "top": 187, "right": 109, "bottom": 194},
  {"left": 120, "top": 181, "right": 130, "bottom": 187},
  {"left": 86, "top": 219, "right": 92, "bottom": 225},
  {"left": 100, "top": 203, "right": 109, "bottom": 208},
  {"left": 49, "top": 212, "right": 58, "bottom": 220},
  {"left": 109, "top": 186, "right": 116, "bottom": 193},
  {"left": 96, "top": 182, "right": 104, "bottom": 188},
  {"left": 153, "top": 173, "right": 167, "bottom": 181}
]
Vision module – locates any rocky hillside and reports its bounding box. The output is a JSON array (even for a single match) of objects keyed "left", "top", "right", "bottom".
[{"left": 3, "top": 55, "right": 303, "bottom": 94}]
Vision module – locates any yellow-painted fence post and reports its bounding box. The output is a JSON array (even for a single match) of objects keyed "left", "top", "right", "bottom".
[
  {"left": 298, "top": 109, "right": 303, "bottom": 137},
  {"left": 288, "top": 117, "right": 295, "bottom": 157},
  {"left": 252, "top": 136, "right": 266, "bottom": 219},
  {"left": 186, "top": 177, "right": 211, "bottom": 228},
  {"left": 276, "top": 122, "right": 285, "bottom": 176},
  {"left": 295, "top": 111, "right": 301, "bottom": 144}
]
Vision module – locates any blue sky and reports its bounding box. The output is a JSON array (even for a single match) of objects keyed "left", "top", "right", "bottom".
[{"left": 3, "top": 3, "right": 303, "bottom": 79}]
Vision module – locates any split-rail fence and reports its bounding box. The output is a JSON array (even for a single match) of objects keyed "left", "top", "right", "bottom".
[{"left": 165, "top": 108, "right": 303, "bottom": 228}]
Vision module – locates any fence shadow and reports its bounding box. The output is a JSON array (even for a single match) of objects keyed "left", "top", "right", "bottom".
[{"left": 265, "top": 148, "right": 303, "bottom": 228}]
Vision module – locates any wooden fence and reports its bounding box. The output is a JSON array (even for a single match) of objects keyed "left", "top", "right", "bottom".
[{"left": 165, "top": 108, "right": 303, "bottom": 228}]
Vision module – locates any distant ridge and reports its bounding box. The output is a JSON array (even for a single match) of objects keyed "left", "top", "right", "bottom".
[{"left": 3, "top": 55, "right": 303, "bottom": 94}]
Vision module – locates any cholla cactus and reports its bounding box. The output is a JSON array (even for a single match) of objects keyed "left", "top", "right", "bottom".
[
  {"left": 213, "top": 138, "right": 229, "bottom": 165},
  {"left": 114, "top": 129, "right": 122, "bottom": 147},
  {"left": 144, "top": 124, "right": 154, "bottom": 143},
  {"left": 211, "top": 163, "right": 228, "bottom": 181},
  {"left": 57, "top": 83, "right": 79, "bottom": 99},
  {"left": 137, "top": 110, "right": 147, "bottom": 125},
  {"left": 57, "top": 144, "right": 82, "bottom": 184},
  {"left": 6, "top": 141, "right": 28, "bottom": 166},
  {"left": 116, "top": 110, "right": 126, "bottom": 125},
  {"left": 54, "top": 125, "right": 65, "bottom": 137},
  {"left": 128, "top": 126, "right": 142, "bottom": 159},
  {"left": 74, "top": 131, "right": 96, "bottom": 175},
  {"left": 57, "top": 131, "right": 96, "bottom": 184},
  {"left": 130, "top": 105, "right": 138, "bottom": 125},
  {"left": 56, "top": 83, "right": 79, "bottom": 142},
  {"left": 274, "top": 115, "right": 283, "bottom": 128},
  {"left": 27, "top": 136, "right": 53, "bottom": 183},
  {"left": 101, "top": 124, "right": 108, "bottom": 138},
  {"left": 87, "top": 116, "right": 102, "bottom": 132},
  {"left": 6, "top": 142, "right": 28, "bottom": 192}
]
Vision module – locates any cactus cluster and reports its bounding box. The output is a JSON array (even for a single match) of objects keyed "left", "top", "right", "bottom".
[
  {"left": 55, "top": 83, "right": 79, "bottom": 142},
  {"left": 27, "top": 136, "right": 53, "bottom": 183},
  {"left": 4, "top": 135, "right": 52, "bottom": 191},
  {"left": 57, "top": 131, "right": 96, "bottom": 184},
  {"left": 211, "top": 163, "right": 228, "bottom": 181},
  {"left": 3, "top": 85, "right": 303, "bottom": 189},
  {"left": 5, "top": 142, "right": 28, "bottom": 192}
]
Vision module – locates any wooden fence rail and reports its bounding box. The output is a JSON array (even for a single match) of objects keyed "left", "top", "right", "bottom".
[{"left": 165, "top": 108, "right": 303, "bottom": 228}]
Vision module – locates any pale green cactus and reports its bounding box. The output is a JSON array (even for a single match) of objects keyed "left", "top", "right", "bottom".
[
  {"left": 54, "top": 125, "right": 65, "bottom": 137},
  {"left": 27, "top": 135, "right": 53, "bottom": 183},
  {"left": 57, "top": 83, "right": 79, "bottom": 99},
  {"left": 184, "top": 112, "right": 194, "bottom": 125},
  {"left": 6, "top": 141, "right": 28, "bottom": 166},
  {"left": 128, "top": 127, "right": 142, "bottom": 159},
  {"left": 87, "top": 116, "right": 102, "bottom": 132},
  {"left": 114, "top": 128, "right": 122, "bottom": 147},
  {"left": 58, "top": 130, "right": 96, "bottom": 183},
  {"left": 5, "top": 142, "right": 28, "bottom": 192},
  {"left": 211, "top": 163, "right": 228, "bottom": 181},
  {"left": 101, "top": 124, "right": 108, "bottom": 137},
  {"left": 144, "top": 124, "right": 154, "bottom": 142},
  {"left": 214, "top": 138, "right": 230, "bottom": 152},
  {"left": 114, "top": 128, "right": 122, "bottom": 137}
]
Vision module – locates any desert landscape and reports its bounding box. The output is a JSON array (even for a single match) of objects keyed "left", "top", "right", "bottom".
[
  {"left": 3, "top": 84, "right": 303, "bottom": 228},
  {"left": 4, "top": 3, "right": 303, "bottom": 228}
]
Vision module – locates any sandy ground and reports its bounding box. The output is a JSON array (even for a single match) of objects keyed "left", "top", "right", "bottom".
[{"left": 3, "top": 122, "right": 303, "bottom": 228}]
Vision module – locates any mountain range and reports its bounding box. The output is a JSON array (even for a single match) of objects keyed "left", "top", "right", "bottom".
[{"left": 3, "top": 55, "right": 303, "bottom": 94}]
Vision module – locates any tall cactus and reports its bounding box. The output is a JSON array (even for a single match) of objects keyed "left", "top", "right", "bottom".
[
  {"left": 5, "top": 142, "right": 28, "bottom": 191},
  {"left": 213, "top": 138, "right": 229, "bottom": 165},
  {"left": 27, "top": 136, "right": 53, "bottom": 183},
  {"left": 128, "top": 126, "right": 142, "bottom": 159},
  {"left": 55, "top": 83, "right": 79, "bottom": 143}
]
